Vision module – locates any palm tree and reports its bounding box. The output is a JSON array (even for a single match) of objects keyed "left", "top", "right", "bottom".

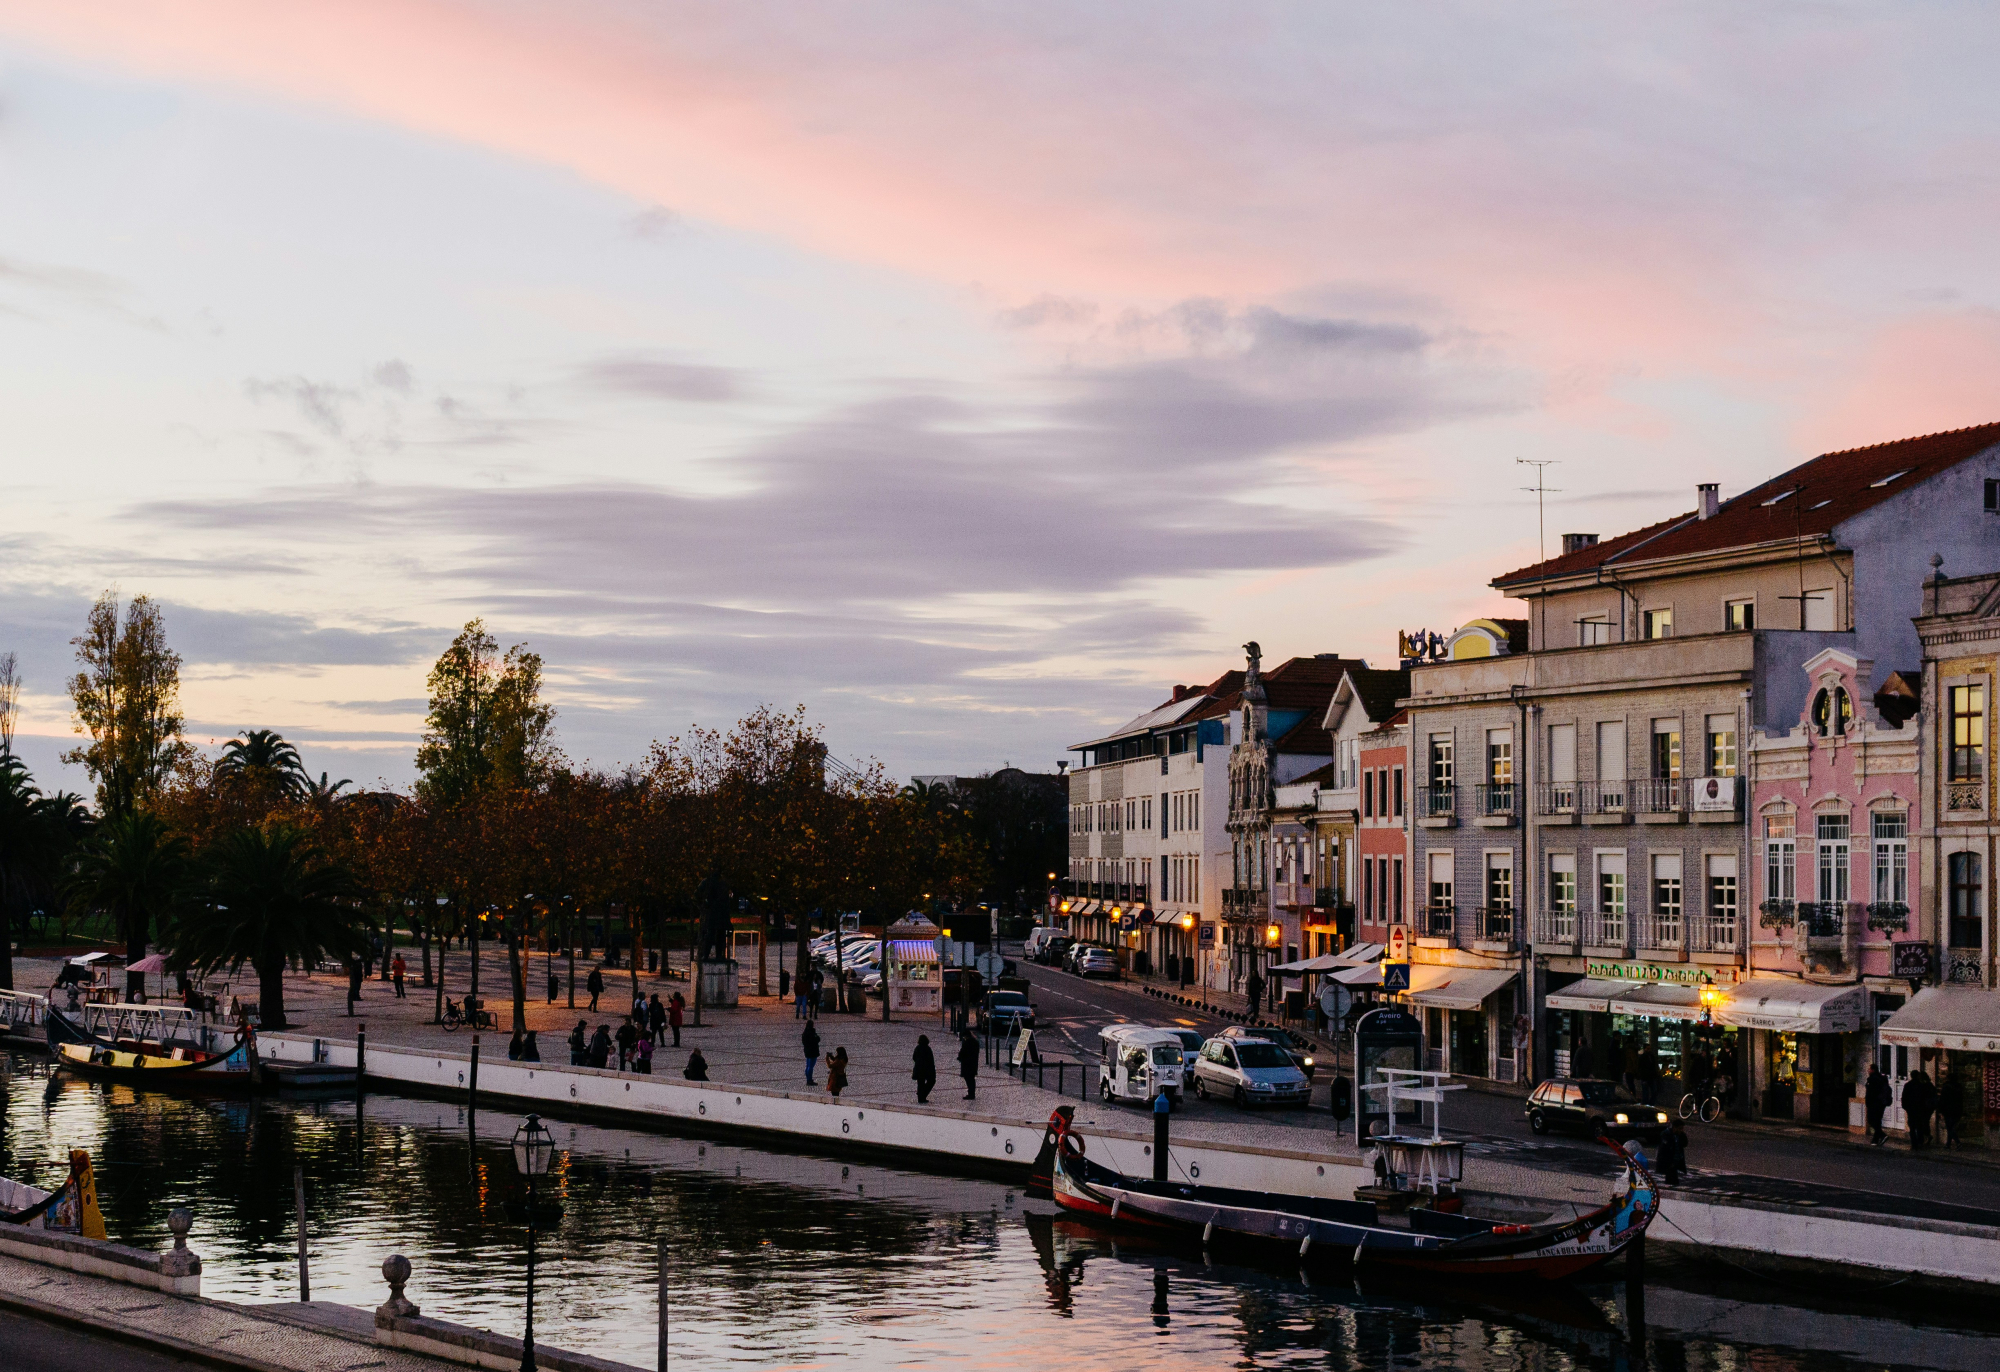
[
  {"left": 301, "top": 771, "right": 353, "bottom": 814},
  {"left": 178, "top": 825, "right": 361, "bottom": 1029},
  {"left": 0, "top": 755, "right": 79, "bottom": 990},
  {"left": 67, "top": 811, "right": 191, "bottom": 997},
  {"left": 215, "top": 729, "right": 308, "bottom": 798}
]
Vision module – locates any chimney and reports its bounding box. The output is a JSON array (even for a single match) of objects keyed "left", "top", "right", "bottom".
[
  {"left": 1171, "top": 684, "right": 1190, "bottom": 702},
  {"left": 1560, "top": 533, "right": 1599, "bottom": 555},
  {"left": 1697, "top": 483, "right": 1719, "bottom": 519}
]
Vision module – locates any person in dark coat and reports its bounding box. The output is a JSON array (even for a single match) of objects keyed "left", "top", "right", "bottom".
[
  {"left": 803, "top": 1020, "right": 821, "bottom": 1085},
  {"left": 684, "top": 1047, "right": 709, "bottom": 1081},
  {"left": 826, "top": 1046, "right": 849, "bottom": 1098},
  {"left": 668, "top": 993, "right": 685, "bottom": 1048},
  {"left": 547, "top": 970, "right": 559, "bottom": 1003},
  {"left": 1656, "top": 1122, "right": 1688, "bottom": 1185},
  {"left": 587, "top": 1023, "right": 613, "bottom": 1069},
  {"left": 958, "top": 1029, "right": 981, "bottom": 1100},
  {"left": 1901, "top": 1069, "right": 1937, "bottom": 1148},
  {"left": 913, "top": 1034, "right": 937, "bottom": 1104},
  {"left": 586, "top": 966, "right": 605, "bottom": 1012},
  {"left": 615, "top": 1017, "right": 638, "bottom": 1071},
  {"left": 568, "top": 1020, "right": 588, "bottom": 1066},
  {"left": 507, "top": 1028, "right": 525, "bottom": 1061},
  {"left": 1864, "top": 1064, "right": 1893, "bottom": 1145},
  {"left": 522, "top": 1030, "right": 541, "bottom": 1063},
  {"left": 1939, "top": 1072, "right": 1964, "bottom": 1149}
]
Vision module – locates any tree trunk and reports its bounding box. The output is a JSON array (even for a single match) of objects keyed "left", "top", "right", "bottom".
[
  {"left": 508, "top": 929, "right": 526, "bottom": 1031},
  {"left": 258, "top": 955, "right": 287, "bottom": 1030},
  {"left": 421, "top": 928, "right": 433, "bottom": 987},
  {"left": 0, "top": 895, "right": 13, "bottom": 992},
  {"left": 126, "top": 907, "right": 148, "bottom": 1000}
]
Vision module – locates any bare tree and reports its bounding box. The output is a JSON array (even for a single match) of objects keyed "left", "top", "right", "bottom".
[{"left": 0, "top": 651, "right": 18, "bottom": 759}]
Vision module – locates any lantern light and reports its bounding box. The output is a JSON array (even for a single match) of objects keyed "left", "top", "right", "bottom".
[{"left": 1265, "top": 924, "right": 1282, "bottom": 946}]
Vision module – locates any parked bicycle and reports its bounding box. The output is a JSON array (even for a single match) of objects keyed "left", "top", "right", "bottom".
[
  {"left": 1678, "top": 1074, "right": 1733, "bottom": 1122},
  {"left": 442, "top": 998, "right": 466, "bottom": 1031}
]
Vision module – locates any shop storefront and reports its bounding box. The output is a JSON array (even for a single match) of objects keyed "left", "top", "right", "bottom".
[
  {"left": 1543, "top": 969, "right": 1737, "bottom": 1104},
  {"left": 1713, "top": 978, "right": 1869, "bottom": 1125},
  {"left": 1407, "top": 968, "right": 1521, "bottom": 1081},
  {"left": 1879, "top": 987, "right": 2000, "bottom": 1150}
]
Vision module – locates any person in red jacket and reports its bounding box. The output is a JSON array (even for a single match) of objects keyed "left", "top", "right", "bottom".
[{"left": 668, "top": 992, "right": 685, "bottom": 1047}]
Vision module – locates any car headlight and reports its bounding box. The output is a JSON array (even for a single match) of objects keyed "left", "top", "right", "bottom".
[
  {"left": 1615, "top": 1112, "right": 1630, "bottom": 1125},
  {"left": 1302, "top": 1057, "right": 1315, "bottom": 1067},
  {"left": 1656, "top": 1112, "right": 1669, "bottom": 1124}
]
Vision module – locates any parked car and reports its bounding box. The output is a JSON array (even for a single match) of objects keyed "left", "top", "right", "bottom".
[
  {"left": 980, "top": 989, "right": 1037, "bottom": 1032},
  {"left": 1526, "top": 1077, "right": 1671, "bottom": 1144},
  {"left": 1075, "top": 947, "right": 1120, "bottom": 980},
  {"left": 1034, "top": 935, "right": 1073, "bottom": 966},
  {"left": 1022, "top": 927, "right": 1060, "bottom": 961},
  {"left": 1217, "top": 1024, "right": 1317, "bottom": 1080},
  {"left": 1164, "top": 1027, "right": 1206, "bottom": 1069},
  {"left": 1190, "top": 1036, "right": 1310, "bottom": 1109},
  {"left": 1098, "top": 1025, "right": 1187, "bottom": 1104}
]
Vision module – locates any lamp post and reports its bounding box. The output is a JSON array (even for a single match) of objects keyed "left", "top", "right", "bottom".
[
  {"left": 433, "top": 895, "right": 449, "bottom": 1019},
  {"left": 511, "top": 1114, "right": 555, "bottom": 1372}
]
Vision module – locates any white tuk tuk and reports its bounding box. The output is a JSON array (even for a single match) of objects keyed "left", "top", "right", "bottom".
[{"left": 1097, "top": 1024, "right": 1187, "bottom": 1104}]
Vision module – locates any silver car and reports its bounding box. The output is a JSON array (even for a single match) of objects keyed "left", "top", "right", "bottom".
[
  {"left": 1190, "top": 1037, "right": 1310, "bottom": 1109},
  {"left": 1076, "top": 948, "right": 1120, "bottom": 980}
]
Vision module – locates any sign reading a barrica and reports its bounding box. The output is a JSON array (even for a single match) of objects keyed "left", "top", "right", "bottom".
[{"left": 1586, "top": 961, "right": 1734, "bottom": 985}]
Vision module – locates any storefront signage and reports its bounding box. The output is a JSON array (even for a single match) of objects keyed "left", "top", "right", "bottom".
[
  {"left": 1893, "top": 941, "right": 1932, "bottom": 984},
  {"left": 1586, "top": 961, "right": 1727, "bottom": 985},
  {"left": 1691, "top": 776, "right": 1737, "bottom": 812}
]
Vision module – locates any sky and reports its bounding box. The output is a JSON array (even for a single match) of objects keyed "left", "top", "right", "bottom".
[{"left": 4, "top": 2, "right": 2000, "bottom": 795}]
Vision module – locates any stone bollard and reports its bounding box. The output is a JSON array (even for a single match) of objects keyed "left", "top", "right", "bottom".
[
  {"left": 377, "top": 1253, "right": 422, "bottom": 1321},
  {"left": 160, "top": 1207, "right": 202, "bottom": 1279}
]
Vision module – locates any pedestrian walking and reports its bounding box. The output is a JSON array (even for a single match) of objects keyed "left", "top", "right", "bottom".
[
  {"left": 586, "top": 966, "right": 604, "bottom": 1012},
  {"left": 647, "top": 992, "right": 667, "bottom": 1042},
  {"left": 616, "top": 1017, "right": 638, "bottom": 1072},
  {"left": 1656, "top": 1121, "right": 1688, "bottom": 1185},
  {"left": 793, "top": 969, "right": 808, "bottom": 1018},
  {"left": 547, "top": 970, "right": 558, "bottom": 1003},
  {"left": 568, "top": 1020, "right": 588, "bottom": 1067},
  {"left": 810, "top": 968, "right": 824, "bottom": 1018},
  {"left": 913, "top": 1034, "right": 937, "bottom": 1104},
  {"left": 391, "top": 954, "right": 407, "bottom": 999},
  {"left": 826, "top": 1046, "right": 849, "bottom": 1098},
  {"left": 1902, "top": 1068, "right": 1937, "bottom": 1148},
  {"left": 802, "top": 1020, "right": 821, "bottom": 1085},
  {"left": 588, "top": 1023, "right": 612, "bottom": 1069},
  {"left": 668, "top": 992, "right": 685, "bottom": 1047},
  {"left": 522, "top": 1029, "right": 541, "bottom": 1063},
  {"left": 1864, "top": 1063, "right": 1892, "bottom": 1145},
  {"left": 635, "top": 1032, "right": 654, "bottom": 1074},
  {"left": 1939, "top": 1072, "right": 1964, "bottom": 1149},
  {"left": 346, "top": 959, "right": 363, "bottom": 1015},
  {"left": 958, "top": 1028, "right": 980, "bottom": 1101},
  {"left": 684, "top": 1047, "right": 709, "bottom": 1081},
  {"left": 507, "top": 1028, "right": 525, "bottom": 1061}
]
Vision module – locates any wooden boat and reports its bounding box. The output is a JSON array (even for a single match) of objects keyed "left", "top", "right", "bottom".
[
  {"left": 1037, "top": 1106, "right": 1656, "bottom": 1282},
  {"left": 46, "top": 1007, "right": 259, "bottom": 1092}
]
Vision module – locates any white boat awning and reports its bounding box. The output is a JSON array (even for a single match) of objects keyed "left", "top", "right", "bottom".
[
  {"left": 1878, "top": 987, "right": 2000, "bottom": 1052},
  {"left": 1716, "top": 978, "right": 1868, "bottom": 1035},
  {"left": 1545, "top": 978, "right": 1641, "bottom": 1014},
  {"left": 1605, "top": 983, "right": 1706, "bottom": 1022},
  {"left": 1406, "top": 968, "right": 1519, "bottom": 1012}
]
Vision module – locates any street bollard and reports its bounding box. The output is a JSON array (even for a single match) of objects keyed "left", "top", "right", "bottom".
[
  {"left": 1153, "top": 1091, "right": 1169, "bottom": 1182},
  {"left": 377, "top": 1254, "right": 421, "bottom": 1320}
]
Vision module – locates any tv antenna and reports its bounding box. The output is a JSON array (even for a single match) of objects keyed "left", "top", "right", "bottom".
[{"left": 1517, "top": 459, "right": 1561, "bottom": 565}]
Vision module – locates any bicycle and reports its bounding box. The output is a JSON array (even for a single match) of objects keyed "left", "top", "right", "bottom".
[
  {"left": 1678, "top": 1074, "right": 1732, "bottom": 1122},
  {"left": 441, "top": 998, "right": 465, "bottom": 1031}
]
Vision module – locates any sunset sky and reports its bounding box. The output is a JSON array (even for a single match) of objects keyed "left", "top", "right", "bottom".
[{"left": 4, "top": 2, "right": 1998, "bottom": 791}]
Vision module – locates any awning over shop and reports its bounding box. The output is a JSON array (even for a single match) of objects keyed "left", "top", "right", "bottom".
[
  {"left": 888, "top": 941, "right": 939, "bottom": 964},
  {"left": 1330, "top": 962, "right": 1383, "bottom": 986},
  {"left": 1605, "top": 983, "right": 1706, "bottom": 1022},
  {"left": 1716, "top": 978, "right": 1867, "bottom": 1035},
  {"left": 1878, "top": 987, "right": 2000, "bottom": 1052},
  {"left": 1269, "top": 954, "right": 1342, "bottom": 973},
  {"left": 1152, "top": 909, "right": 1192, "bottom": 927},
  {"left": 1406, "top": 968, "right": 1519, "bottom": 1012},
  {"left": 1544, "top": 978, "right": 1641, "bottom": 1014},
  {"left": 1338, "top": 942, "right": 1387, "bottom": 964}
]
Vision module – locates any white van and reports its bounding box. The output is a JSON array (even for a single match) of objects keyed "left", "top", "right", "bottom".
[
  {"left": 1022, "top": 926, "right": 1057, "bottom": 959},
  {"left": 1097, "top": 1024, "right": 1188, "bottom": 1104}
]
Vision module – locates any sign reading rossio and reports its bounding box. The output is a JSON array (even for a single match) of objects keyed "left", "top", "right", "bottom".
[{"left": 1893, "top": 941, "right": 1932, "bottom": 984}]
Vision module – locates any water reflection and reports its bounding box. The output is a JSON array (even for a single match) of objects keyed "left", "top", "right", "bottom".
[{"left": 3, "top": 1049, "right": 1997, "bottom": 1370}]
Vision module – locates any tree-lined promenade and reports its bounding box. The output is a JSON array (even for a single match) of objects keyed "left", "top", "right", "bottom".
[{"left": 0, "top": 596, "right": 1063, "bottom": 1032}]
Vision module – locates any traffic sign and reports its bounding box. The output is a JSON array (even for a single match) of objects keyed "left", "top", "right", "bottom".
[
  {"left": 1387, "top": 925, "right": 1409, "bottom": 960},
  {"left": 975, "top": 951, "right": 1005, "bottom": 981},
  {"left": 1318, "top": 985, "right": 1344, "bottom": 1018},
  {"left": 1382, "top": 961, "right": 1411, "bottom": 992}
]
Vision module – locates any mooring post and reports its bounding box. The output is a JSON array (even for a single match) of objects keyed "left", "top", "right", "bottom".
[
  {"left": 293, "top": 1166, "right": 309, "bottom": 1301},
  {"left": 1153, "top": 1090, "right": 1170, "bottom": 1182},
  {"left": 356, "top": 1022, "right": 366, "bottom": 1085},
  {"left": 657, "top": 1239, "right": 669, "bottom": 1372},
  {"left": 1626, "top": 1231, "right": 1647, "bottom": 1365}
]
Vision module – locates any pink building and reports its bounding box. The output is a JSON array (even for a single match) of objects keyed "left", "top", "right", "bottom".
[{"left": 1746, "top": 648, "right": 1921, "bottom": 1125}]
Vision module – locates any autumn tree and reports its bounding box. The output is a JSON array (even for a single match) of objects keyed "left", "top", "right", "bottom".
[
  {"left": 65, "top": 592, "right": 190, "bottom": 819},
  {"left": 414, "top": 619, "right": 557, "bottom": 805}
]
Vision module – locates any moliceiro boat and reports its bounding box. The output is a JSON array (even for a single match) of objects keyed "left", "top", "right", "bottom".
[
  {"left": 45, "top": 1005, "right": 260, "bottom": 1092},
  {"left": 1, "top": 1149, "right": 108, "bottom": 1238},
  {"left": 1034, "top": 1106, "right": 1656, "bottom": 1282}
]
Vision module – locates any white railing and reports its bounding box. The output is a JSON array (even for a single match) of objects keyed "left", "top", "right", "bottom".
[
  {"left": 82, "top": 1002, "right": 206, "bottom": 1047},
  {"left": 0, "top": 989, "right": 47, "bottom": 1032}
]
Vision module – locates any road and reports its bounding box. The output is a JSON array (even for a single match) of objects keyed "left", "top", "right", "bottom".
[
  {"left": 0, "top": 1311, "right": 205, "bottom": 1372},
  {"left": 1012, "top": 949, "right": 2000, "bottom": 1222}
]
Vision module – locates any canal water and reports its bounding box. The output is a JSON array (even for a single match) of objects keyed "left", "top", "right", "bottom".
[{"left": 4, "top": 1049, "right": 1997, "bottom": 1371}]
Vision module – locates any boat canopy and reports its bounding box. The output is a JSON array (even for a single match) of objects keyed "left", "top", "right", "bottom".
[{"left": 1878, "top": 986, "right": 2000, "bottom": 1052}]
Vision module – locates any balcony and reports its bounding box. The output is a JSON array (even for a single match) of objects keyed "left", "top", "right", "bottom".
[
  {"left": 1866, "top": 901, "right": 1909, "bottom": 933},
  {"left": 1221, "top": 887, "right": 1264, "bottom": 921},
  {"left": 1418, "top": 784, "right": 1456, "bottom": 827},
  {"left": 1534, "top": 907, "right": 1579, "bottom": 948},
  {"left": 1689, "top": 915, "right": 1740, "bottom": 955},
  {"left": 1421, "top": 902, "right": 1457, "bottom": 943},
  {"left": 1474, "top": 783, "right": 1517, "bottom": 827},
  {"left": 1637, "top": 910, "right": 1685, "bottom": 952},
  {"left": 1580, "top": 780, "right": 1629, "bottom": 823},
  {"left": 1632, "top": 777, "right": 1685, "bottom": 821},
  {"left": 1473, "top": 904, "right": 1516, "bottom": 949},
  {"left": 1537, "top": 782, "right": 1578, "bottom": 816},
  {"left": 1795, "top": 901, "right": 1860, "bottom": 975},
  {"left": 1581, "top": 910, "right": 1627, "bottom": 951}
]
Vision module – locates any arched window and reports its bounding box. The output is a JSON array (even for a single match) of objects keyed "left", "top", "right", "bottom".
[
  {"left": 1833, "top": 687, "right": 1852, "bottom": 735},
  {"left": 1811, "top": 689, "right": 1831, "bottom": 736}
]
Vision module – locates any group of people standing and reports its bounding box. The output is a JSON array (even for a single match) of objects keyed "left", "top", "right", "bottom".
[
  {"left": 1864, "top": 1064, "right": 1964, "bottom": 1148},
  {"left": 560, "top": 989, "right": 695, "bottom": 1078},
  {"left": 797, "top": 1022, "right": 984, "bottom": 1103}
]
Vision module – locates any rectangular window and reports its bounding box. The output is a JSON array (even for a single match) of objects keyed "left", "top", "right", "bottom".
[
  {"left": 1548, "top": 723, "right": 1576, "bottom": 782},
  {"left": 1802, "top": 589, "right": 1835, "bottom": 632},
  {"left": 1429, "top": 734, "right": 1454, "bottom": 787},
  {"left": 1578, "top": 616, "right": 1613, "bottom": 646},
  {"left": 1726, "top": 599, "right": 1755, "bottom": 632},
  {"left": 1651, "top": 720, "right": 1681, "bottom": 779},
  {"left": 1949, "top": 852, "right": 1983, "bottom": 949},
  {"left": 1597, "top": 852, "right": 1627, "bottom": 943},
  {"left": 1868, "top": 811, "right": 1908, "bottom": 907},
  {"left": 1707, "top": 855, "right": 1739, "bottom": 948},
  {"left": 1362, "top": 768, "right": 1375, "bottom": 818},
  {"left": 1643, "top": 608, "right": 1673, "bottom": 639},
  {"left": 1362, "top": 856, "right": 1375, "bottom": 920},
  {"left": 1191, "top": 857, "right": 1198, "bottom": 900},
  {"left": 1392, "top": 857, "right": 1405, "bottom": 921},
  {"left": 1485, "top": 853, "right": 1513, "bottom": 911},
  {"left": 1487, "top": 728, "right": 1513, "bottom": 785},
  {"left": 1816, "top": 813, "right": 1851, "bottom": 905},
  {"left": 1951, "top": 684, "right": 1987, "bottom": 781},
  {"left": 1549, "top": 856, "right": 1577, "bottom": 914},
  {"left": 1159, "top": 794, "right": 1167, "bottom": 839},
  {"left": 1652, "top": 853, "right": 1683, "bottom": 944},
  {"left": 1706, "top": 714, "right": 1738, "bottom": 777},
  {"left": 1378, "top": 768, "right": 1391, "bottom": 817},
  {"left": 1764, "top": 814, "right": 1796, "bottom": 904},
  {"left": 1393, "top": 767, "right": 1405, "bottom": 817},
  {"left": 1429, "top": 851, "right": 1455, "bottom": 911}
]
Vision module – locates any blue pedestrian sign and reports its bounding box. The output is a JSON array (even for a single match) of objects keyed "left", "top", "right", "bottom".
[{"left": 1382, "top": 961, "right": 1411, "bottom": 992}]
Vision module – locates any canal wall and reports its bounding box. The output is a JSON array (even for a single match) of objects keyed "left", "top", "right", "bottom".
[
  {"left": 1648, "top": 1191, "right": 2000, "bottom": 1294},
  {"left": 263, "top": 1033, "right": 1378, "bottom": 1201}
]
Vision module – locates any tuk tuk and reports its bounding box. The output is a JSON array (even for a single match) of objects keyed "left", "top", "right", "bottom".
[{"left": 1097, "top": 1024, "right": 1187, "bottom": 1104}]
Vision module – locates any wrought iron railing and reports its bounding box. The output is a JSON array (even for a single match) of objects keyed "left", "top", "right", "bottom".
[
  {"left": 1423, "top": 902, "right": 1457, "bottom": 940},
  {"left": 1757, "top": 898, "right": 1795, "bottom": 930},
  {"left": 1419, "top": 784, "right": 1456, "bottom": 819},
  {"left": 1537, "top": 782, "right": 1578, "bottom": 814},
  {"left": 1632, "top": 778, "right": 1684, "bottom": 815},
  {"left": 1866, "top": 901, "right": 1909, "bottom": 932},
  {"left": 1534, "top": 907, "right": 1578, "bottom": 945},
  {"left": 1475, "top": 904, "right": 1516, "bottom": 944},
  {"left": 1475, "top": 783, "right": 1517, "bottom": 818},
  {"left": 1581, "top": 910, "right": 1626, "bottom": 949}
]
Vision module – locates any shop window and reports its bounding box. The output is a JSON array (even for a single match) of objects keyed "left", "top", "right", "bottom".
[
  {"left": 1949, "top": 853, "right": 1983, "bottom": 949},
  {"left": 1872, "top": 812, "right": 1908, "bottom": 906},
  {"left": 1815, "top": 813, "right": 1851, "bottom": 905},
  {"left": 1950, "top": 684, "right": 1987, "bottom": 781}
]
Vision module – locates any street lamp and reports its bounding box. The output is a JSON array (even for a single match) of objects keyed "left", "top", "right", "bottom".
[
  {"left": 511, "top": 1114, "right": 556, "bottom": 1372},
  {"left": 1698, "top": 977, "right": 1723, "bottom": 1026}
]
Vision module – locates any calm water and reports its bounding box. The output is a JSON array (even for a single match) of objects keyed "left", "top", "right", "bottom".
[{"left": 2, "top": 1049, "right": 1994, "bottom": 1371}]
